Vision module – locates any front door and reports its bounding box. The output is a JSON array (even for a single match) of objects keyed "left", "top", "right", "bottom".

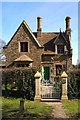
[{"left": 44, "top": 67, "right": 50, "bottom": 80}]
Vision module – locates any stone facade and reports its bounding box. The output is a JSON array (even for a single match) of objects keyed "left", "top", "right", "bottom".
[
  {"left": 4, "top": 16, "right": 72, "bottom": 78},
  {"left": 4, "top": 22, "right": 43, "bottom": 68}
]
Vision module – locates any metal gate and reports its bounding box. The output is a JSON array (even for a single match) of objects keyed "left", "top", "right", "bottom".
[{"left": 41, "top": 78, "right": 61, "bottom": 99}]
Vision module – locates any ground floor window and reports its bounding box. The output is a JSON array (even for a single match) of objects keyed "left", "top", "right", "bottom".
[
  {"left": 16, "top": 63, "right": 29, "bottom": 67},
  {"left": 14, "top": 62, "right": 32, "bottom": 67}
]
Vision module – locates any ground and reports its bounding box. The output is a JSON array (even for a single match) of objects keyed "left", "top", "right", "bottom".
[{"left": 46, "top": 102, "right": 69, "bottom": 118}]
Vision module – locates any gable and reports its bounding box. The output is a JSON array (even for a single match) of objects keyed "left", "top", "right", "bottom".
[
  {"left": 44, "top": 37, "right": 56, "bottom": 52},
  {"left": 54, "top": 31, "right": 68, "bottom": 45},
  {"left": 4, "top": 20, "right": 42, "bottom": 49}
]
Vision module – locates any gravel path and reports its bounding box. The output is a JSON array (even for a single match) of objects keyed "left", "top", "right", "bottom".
[{"left": 46, "top": 102, "right": 69, "bottom": 118}]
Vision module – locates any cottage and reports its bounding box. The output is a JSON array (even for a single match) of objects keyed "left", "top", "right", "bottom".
[{"left": 3, "top": 16, "right": 72, "bottom": 81}]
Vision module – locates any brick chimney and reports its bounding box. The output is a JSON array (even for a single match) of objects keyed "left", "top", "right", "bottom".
[
  {"left": 65, "top": 16, "right": 71, "bottom": 36},
  {"left": 37, "top": 16, "right": 42, "bottom": 37}
]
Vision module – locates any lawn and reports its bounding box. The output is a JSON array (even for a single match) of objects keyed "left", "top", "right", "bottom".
[
  {"left": 2, "top": 97, "right": 53, "bottom": 118},
  {"left": 62, "top": 99, "right": 79, "bottom": 118}
]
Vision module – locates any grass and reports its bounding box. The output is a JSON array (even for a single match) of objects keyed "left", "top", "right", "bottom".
[
  {"left": 2, "top": 97, "right": 53, "bottom": 118},
  {"left": 0, "top": 97, "right": 2, "bottom": 120},
  {"left": 62, "top": 99, "right": 79, "bottom": 118}
]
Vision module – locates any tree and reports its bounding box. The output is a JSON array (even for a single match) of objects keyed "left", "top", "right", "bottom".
[{"left": 0, "top": 39, "right": 6, "bottom": 63}]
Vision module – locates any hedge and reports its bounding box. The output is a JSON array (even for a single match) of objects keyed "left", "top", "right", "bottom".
[
  {"left": 68, "top": 69, "right": 80, "bottom": 99},
  {"left": 1, "top": 68, "right": 36, "bottom": 100}
]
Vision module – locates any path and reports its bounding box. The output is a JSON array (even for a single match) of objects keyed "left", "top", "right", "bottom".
[{"left": 46, "top": 102, "right": 69, "bottom": 118}]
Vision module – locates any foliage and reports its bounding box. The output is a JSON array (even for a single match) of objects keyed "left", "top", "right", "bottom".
[
  {"left": 0, "top": 39, "right": 6, "bottom": 62},
  {"left": 67, "top": 69, "right": 80, "bottom": 99},
  {"left": 62, "top": 99, "right": 78, "bottom": 118},
  {"left": 2, "top": 97, "right": 53, "bottom": 118},
  {"left": 2, "top": 68, "right": 36, "bottom": 100}
]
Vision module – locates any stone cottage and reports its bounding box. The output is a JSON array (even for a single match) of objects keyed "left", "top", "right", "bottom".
[{"left": 3, "top": 16, "right": 72, "bottom": 81}]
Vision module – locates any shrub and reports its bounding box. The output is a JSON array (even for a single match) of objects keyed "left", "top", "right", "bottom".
[
  {"left": 2, "top": 68, "right": 36, "bottom": 100},
  {"left": 68, "top": 69, "right": 80, "bottom": 99}
]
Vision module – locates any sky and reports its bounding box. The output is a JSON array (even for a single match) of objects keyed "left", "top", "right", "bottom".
[{"left": 0, "top": 2, "right": 78, "bottom": 65}]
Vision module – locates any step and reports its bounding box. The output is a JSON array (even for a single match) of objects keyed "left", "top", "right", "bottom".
[{"left": 41, "top": 99, "right": 61, "bottom": 102}]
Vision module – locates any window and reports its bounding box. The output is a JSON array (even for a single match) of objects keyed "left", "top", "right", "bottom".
[
  {"left": 16, "top": 63, "right": 29, "bottom": 67},
  {"left": 57, "top": 45, "right": 64, "bottom": 54},
  {"left": 20, "top": 42, "right": 28, "bottom": 52}
]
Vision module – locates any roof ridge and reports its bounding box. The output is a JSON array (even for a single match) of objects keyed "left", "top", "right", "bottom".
[{"left": 22, "top": 20, "right": 42, "bottom": 47}]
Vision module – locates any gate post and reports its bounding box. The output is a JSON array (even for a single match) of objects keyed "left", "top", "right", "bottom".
[
  {"left": 34, "top": 71, "right": 41, "bottom": 101},
  {"left": 61, "top": 71, "right": 68, "bottom": 100}
]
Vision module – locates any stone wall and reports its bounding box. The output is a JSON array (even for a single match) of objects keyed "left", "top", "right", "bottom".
[{"left": 4, "top": 24, "right": 43, "bottom": 68}]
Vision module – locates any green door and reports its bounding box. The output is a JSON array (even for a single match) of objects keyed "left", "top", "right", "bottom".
[{"left": 44, "top": 67, "right": 50, "bottom": 80}]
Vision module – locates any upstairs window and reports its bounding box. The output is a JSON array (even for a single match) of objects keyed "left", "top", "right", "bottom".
[
  {"left": 20, "top": 42, "right": 28, "bottom": 52},
  {"left": 57, "top": 45, "right": 64, "bottom": 54}
]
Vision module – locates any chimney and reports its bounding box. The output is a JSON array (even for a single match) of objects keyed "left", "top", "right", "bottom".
[
  {"left": 37, "top": 16, "right": 42, "bottom": 37},
  {"left": 65, "top": 16, "right": 71, "bottom": 35}
]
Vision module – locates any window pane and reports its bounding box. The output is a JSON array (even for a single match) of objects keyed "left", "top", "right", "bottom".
[
  {"left": 20, "top": 42, "right": 28, "bottom": 52},
  {"left": 57, "top": 45, "right": 64, "bottom": 54}
]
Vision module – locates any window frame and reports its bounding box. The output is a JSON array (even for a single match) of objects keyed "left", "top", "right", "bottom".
[
  {"left": 57, "top": 45, "right": 64, "bottom": 54},
  {"left": 19, "top": 42, "right": 29, "bottom": 52}
]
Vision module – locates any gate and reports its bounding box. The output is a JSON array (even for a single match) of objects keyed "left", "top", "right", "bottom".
[{"left": 41, "top": 78, "right": 61, "bottom": 100}]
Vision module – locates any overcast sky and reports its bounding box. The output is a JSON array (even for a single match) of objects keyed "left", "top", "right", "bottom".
[{"left": 0, "top": 2, "right": 78, "bottom": 65}]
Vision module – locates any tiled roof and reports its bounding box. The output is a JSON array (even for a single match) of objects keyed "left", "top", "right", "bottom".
[
  {"left": 33, "top": 32, "right": 58, "bottom": 46},
  {"left": 14, "top": 55, "right": 33, "bottom": 62},
  {"left": 33, "top": 32, "right": 71, "bottom": 51},
  {"left": 54, "top": 31, "right": 68, "bottom": 44}
]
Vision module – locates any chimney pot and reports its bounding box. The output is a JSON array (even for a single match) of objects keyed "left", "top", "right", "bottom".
[
  {"left": 65, "top": 16, "right": 71, "bottom": 35},
  {"left": 65, "top": 16, "right": 71, "bottom": 31}
]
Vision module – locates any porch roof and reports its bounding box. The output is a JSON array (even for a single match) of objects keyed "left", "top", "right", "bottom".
[{"left": 14, "top": 55, "right": 33, "bottom": 62}]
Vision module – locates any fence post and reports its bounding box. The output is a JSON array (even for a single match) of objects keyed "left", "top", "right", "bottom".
[
  {"left": 61, "top": 71, "right": 68, "bottom": 100},
  {"left": 34, "top": 71, "right": 42, "bottom": 102},
  {"left": 20, "top": 99, "right": 25, "bottom": 111}
]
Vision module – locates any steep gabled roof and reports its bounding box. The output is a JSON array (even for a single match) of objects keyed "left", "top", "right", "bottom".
[
  {"left": 4, "top": 20, "right": 42, "bottom": 48},
  {"left": 23, "top": 20, "right": 42, "bottom": 47},
  {"left": 54, "top": 30, "right": 68, "bottom": 45},
  {"left": 33, "top": 32, "right": 58, "bottom": 46}
]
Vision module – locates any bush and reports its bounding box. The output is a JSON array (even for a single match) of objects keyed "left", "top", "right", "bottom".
[
  {"left": 68, "top": 69, "right": 80, "bottom": 99},
  {"left": 2, "top": 68, "right": 36, "bottom": 100}
]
